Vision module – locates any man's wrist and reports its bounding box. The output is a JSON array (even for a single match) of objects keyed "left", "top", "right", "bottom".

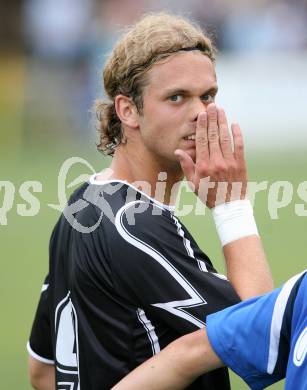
[{"left": 212, "top": 200, "right": 259, "bottom": 247}]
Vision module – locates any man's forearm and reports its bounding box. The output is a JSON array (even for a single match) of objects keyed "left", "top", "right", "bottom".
[
  {"left": 211, "top": 200, "right": 273, "bottom": 300},
  {"left": 112, "top": 329, "right": 223, "bottom": 390},
  {"left": 28, "top": 356, "right": 55, "bottom": 390},
  {"left": 223, "top": 235, "right": 273, "bottom": 299}
]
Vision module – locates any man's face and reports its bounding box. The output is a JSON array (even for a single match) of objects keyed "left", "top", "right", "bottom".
[{"left": 137, "top": 51, "right": 218, "bottom": 168}]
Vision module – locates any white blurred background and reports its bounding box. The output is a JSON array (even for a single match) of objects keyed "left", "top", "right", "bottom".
[{"left": 1, "top": 0, "right": 307, "bottom": 151}]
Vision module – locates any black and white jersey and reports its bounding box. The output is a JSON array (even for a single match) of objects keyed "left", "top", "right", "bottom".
[{"left": 28, "top": 178, "right": 240, "bottom": 389}]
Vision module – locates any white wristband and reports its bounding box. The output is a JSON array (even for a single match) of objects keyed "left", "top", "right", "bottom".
[{"left": 211, "top": 200, "right": 259, "bottom": 247}]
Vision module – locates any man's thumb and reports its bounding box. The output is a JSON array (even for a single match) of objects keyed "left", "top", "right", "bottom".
[{"left": 174, "top": 149, "right": 194, "bottom": 182}]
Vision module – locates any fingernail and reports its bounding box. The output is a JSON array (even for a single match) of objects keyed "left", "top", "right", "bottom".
[{"left": 174, "top": 150, "right": 181, "bottom": 158}]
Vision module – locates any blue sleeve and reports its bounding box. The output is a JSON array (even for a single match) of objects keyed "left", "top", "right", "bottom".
[
  {"left": 206, "top": 271, "right": 306, "bottom": 390},
  {"left": 206, "top": 288, "right": 283, "bottom": 390}
]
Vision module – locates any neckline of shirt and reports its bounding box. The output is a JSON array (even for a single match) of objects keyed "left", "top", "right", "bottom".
[{"left": 89, "top": 174, "right": 176, "bottom": 212}]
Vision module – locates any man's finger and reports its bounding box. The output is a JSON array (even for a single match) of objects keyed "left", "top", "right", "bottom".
[
  {"left": 174, "top": 149, "right": 195, "bottom": 182},
  {"left": 195, "top": 112, "right": 209, "bottom": 162},
  {"left": 231, "top": 123, "right": 245, "bottom": 163},
  {"left": 207, "top": 104, "right": 222, "bottom": 157},
  {"left": 217, "top": 107, "right": 233, "bottom": 160}
]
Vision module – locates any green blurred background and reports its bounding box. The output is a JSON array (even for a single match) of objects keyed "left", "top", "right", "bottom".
[{"left": 1, "top": 1, "right": 306, "bottom": 389}]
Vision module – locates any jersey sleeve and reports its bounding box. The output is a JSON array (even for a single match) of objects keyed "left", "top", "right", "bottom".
[
  {"left": 108, "top": 201, "right": 240, "bottom": 334},
  {"left": 27, "top": 274, "right": 54, "bottom": 364},
  {"left": 206, "top": 271, "right": 306, "bottom": 390}
]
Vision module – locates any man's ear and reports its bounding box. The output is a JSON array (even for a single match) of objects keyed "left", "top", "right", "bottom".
[{"left": 114, "top": 95, "right": 139, "bottom": 129}]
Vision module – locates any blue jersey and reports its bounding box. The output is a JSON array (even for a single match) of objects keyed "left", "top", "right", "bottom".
[{"left": 207, "top": 271, "right": 307, "bottom": 390}]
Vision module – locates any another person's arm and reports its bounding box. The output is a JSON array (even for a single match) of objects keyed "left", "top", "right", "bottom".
[
  {"left": 175, "top": 104, "right": 273, "bottom": 299},
  {"left": 114, "top": 271, "right": 306, "bottom": 390},
  {"left": 112, "top": 329, "right": 222, "bottom": 390}
]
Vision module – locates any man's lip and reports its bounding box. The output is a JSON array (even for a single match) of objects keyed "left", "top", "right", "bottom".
[{"left": 181, "top": 138, "right": 196, "bottom": 148}]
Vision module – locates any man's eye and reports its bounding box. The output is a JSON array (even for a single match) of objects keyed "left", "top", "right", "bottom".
[
  {"left": 169, "top": 95, "right": 183, "bottom": 102},
  {"left": 201, "top": 94, "right": 215, "bottom": 103}
]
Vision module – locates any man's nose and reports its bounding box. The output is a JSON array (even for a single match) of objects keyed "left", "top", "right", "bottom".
[{"left": 190, "top": 97, "right": 207, "bottom": 122}]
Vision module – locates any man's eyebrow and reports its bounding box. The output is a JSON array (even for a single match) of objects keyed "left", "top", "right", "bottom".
[
  {"left": 163, "top": 88, "right": 189, "bottom": 96},
  {"left": 162, "top": 86, "right": 218, "bottom": 97}
]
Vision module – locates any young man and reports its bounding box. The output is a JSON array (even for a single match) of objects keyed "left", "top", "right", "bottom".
[
  {"left": 27, "top": 13, "right": 273, "bottom": 390},
  {"left": 113, "top": 270, "right": 307, "bottom": 390}
]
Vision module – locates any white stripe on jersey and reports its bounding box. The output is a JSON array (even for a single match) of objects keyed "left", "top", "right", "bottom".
[
  {"left": 41, "top": 283, "right": 49, "bottom": 292},
  {"left": 27, "top": 341, "right": 55, "bottom": 365},
  {"left": 171, "top": 214, "right": 227, "bottom": 280},
  {"left": 115, "top": 201, "right": 207, "bottom": 328},
  {"left": 136, "top": 308, "right": 161, "bottom": 355},
  {"left": 267, "top": 271, "right": 306, "bottom": 374},
  {"left": 171, "top": 215, "right": 207, "bottom": 271},
  {"left": 171, "top": 215, "right": 195, "bottom": 257},
  {"left": 57, "top": 382, "right": 74, "bottom": 390}
]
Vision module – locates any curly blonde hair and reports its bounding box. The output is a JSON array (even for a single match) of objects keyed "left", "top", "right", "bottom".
[{"left": 95, "top": 12, "right": 216, "bottom": 155}]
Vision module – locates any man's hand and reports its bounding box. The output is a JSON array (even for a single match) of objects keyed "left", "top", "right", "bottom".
[
  {"left": 176, "top": 103, "right": 273, "bottom": 299},
  {"left": 175, "top": 103, "right": 247, "bottom": 208}
]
